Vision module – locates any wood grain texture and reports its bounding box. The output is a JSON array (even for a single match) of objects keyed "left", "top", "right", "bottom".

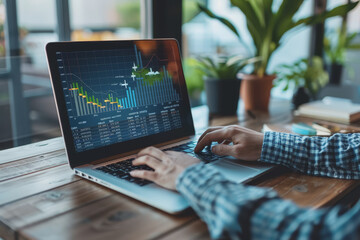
[
  {"left": 0, "top": 150, "right": 67, "bottom": 182},
  {"left": 0, "top": 164, "right": 79, "bottom": 206},
  {"left": 19, "top": 195, "right": 195, "bottom": 240},
  {"left": 0, "top": 180, "right": 113, "bottom": 231},
  {"left": 0, "top": 137, "right": 64, "bottom": 165},
  {"left": 158, "top": 219, "right": 210, "bottom": 240},
  {"left": 255, "top": 172, "right": 360, "bottom": 208},
  {"left": 0, "top": 222, "right": 14, "bottom": 240}
]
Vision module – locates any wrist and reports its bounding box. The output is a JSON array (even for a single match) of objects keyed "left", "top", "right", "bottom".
[
  {"left": 176, "top": 163, "right": 203, "bottom": 190},
  {"left": 176, "top": 163, "right": 223, "bottom": 193},
  {"left": 259, "top": 131, "right": 295, "bottom": 165}
]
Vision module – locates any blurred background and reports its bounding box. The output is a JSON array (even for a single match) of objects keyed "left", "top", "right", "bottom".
[{"left": 0, "top": 0, "right": 360, "bottom": 150}]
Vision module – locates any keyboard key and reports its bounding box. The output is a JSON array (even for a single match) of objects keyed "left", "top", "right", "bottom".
[
  {"left": 95, "top": 158, "right": 153, "bottom": 186},
  {"left": 120, "top": 174, "right": 130, "bottom": 179}
]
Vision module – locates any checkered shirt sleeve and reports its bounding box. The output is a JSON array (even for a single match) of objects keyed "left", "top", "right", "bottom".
[
  {"left": 177, "top": 163, "right": 360, "bottom": 239},
  {"left": 260, "top": 132, "right": 360, "bottom": 179}
]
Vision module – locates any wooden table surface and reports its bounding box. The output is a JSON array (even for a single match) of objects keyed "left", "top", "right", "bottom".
[{"left": 1, "top": 99, "right": 360, "bottom": 240}]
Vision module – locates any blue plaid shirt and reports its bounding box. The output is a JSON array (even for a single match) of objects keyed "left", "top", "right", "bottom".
[{"left": 176, "top": 132, "right": 360, "bottom": 239}]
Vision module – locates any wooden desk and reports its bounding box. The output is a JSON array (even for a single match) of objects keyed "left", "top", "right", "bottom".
[{"left": 1, "top": 99, "right": 360, "bottom": 240}]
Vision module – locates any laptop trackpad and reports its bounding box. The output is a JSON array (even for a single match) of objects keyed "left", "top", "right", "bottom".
[{"left": 209, "top": 160, "right": 261, "bottom": 183}]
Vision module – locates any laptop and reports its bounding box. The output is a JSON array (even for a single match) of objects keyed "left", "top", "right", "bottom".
[{"left": 45, "top": 39, "right": 273, "bottom": 214}]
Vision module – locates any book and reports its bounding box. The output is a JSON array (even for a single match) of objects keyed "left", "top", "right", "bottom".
[
  {"left": 262, "top": 123, "right": 293, "bottom": 134},
  {"left": 262, "top": 123, "right": 331, "bottom": 136},
  {"left": 296, "top": 99, "right": 360, "bottom": 124}
]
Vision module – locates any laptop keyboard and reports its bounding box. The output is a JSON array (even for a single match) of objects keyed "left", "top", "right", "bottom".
[
  {"left": 96, "top": 140, "right": 225, "bottom": 186},
  {"left": 163, "top": 141, "right": 226, "bottom": 163},
  {"left": 96, "top": 159, "right": 153, "bottom": 186}
]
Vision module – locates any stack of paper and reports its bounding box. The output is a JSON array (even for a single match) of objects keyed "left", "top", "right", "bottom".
[{"left": 296, "top": 99, "right": 360, "bottom": 124}]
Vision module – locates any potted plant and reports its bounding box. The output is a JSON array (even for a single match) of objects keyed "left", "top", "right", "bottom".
[
  {"left": 196, "top": 55, "right": 258, "bottom": 115},
  {"left": 199, "top": 0, "right": 358, "bottom": 110},
  {"left": 324, "top": 27, "right": 360, "bottom": 85},
  {"left": 275, "top": 56, "right": 329, "bottom": 109},
  {"left": 183, "top": 58, "right": 205, "bottom": 107}
]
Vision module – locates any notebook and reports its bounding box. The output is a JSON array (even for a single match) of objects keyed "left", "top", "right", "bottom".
[{"left": 296, "top": 98, "right": 360, "bottom": 124}]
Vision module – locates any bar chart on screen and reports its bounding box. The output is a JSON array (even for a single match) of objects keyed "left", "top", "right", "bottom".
[
  {"left": 66, "top": 66, "right": 180, "bottom": 117},
  {"left": 58, "top": 44, "right": 181, "bottom": 118}
]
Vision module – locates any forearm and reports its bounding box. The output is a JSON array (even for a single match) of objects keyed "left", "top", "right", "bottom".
[
  {"left": 177, "top": 163, "right": 360, "bottom": 239},
  {"left": 260, "top": 132, "right": 360, "bottom": 179},
  {"left": 176, "top": 163, "right": 278, "bottom": 239},
  {"left": 251, "top": 198, "right": 360, "bottom": 240}
]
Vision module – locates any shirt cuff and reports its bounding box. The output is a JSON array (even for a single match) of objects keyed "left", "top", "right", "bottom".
[
  {"left": 259, "top": 131, "right": 296, "bottom": 166},
  {"left": 176, "top": 163, "right": 227, "bottom": 205},
  {"left": 176, "top": 162, "right": 223, "bottom": 190}
]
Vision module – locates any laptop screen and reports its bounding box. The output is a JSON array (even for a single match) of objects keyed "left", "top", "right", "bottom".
[{"left": 47, "top": 39, "right": 194, "bottom": 167}]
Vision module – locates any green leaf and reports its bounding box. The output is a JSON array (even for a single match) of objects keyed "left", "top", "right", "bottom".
[
  {"left": 200, "top": 57, "right": 216, "bottom": 69},
  {"left": 262, "top": 0, "right": 274, "bottom": 23},
  {"left": 195, "top": 55, "right": 256, "bottom": 79},
  {"left": 198, "top": 4, "right": 240, "bottom": 38},
  {"left": 231, "top": 0, "right": 264, "bottom": 50},
  {"left": 345, "top": 32, "right": 357, "bottom": 46},
  {"left": 198, "top": 4, "right": 251, "bottom": 52},
  {"left": 283, "top": 82, "right": 289, "bottom": 91},
  {"left": 231, "top": 0, "right": 264, "bottom": 30},
  {"left": 183, "top": 58, "right": 205, "bottom": 95},
  {"left": 246, "top": 22, "right": 262, "bottom": 54},
  {"left": 273, "top": 0, "right": 304, "bottom": 43},
  {"left": 347, "top": 43, "right": 360, "bottom": 50},
  {"left": 275, "top": 57, "right": 328, "bottom": 93},
  {"left": 248, "top": 0, "right": 265, "bottom": 27},
  {"left": 293, "top": 1, "right": 359, "bottom": 28},
  {"left": 226, "top": 55, "right": 260, "bottom": 67}
]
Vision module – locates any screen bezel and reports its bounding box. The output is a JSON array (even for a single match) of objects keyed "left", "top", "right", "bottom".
[{"left": 46, "top": 39, "right": 195, "bottom": 168}]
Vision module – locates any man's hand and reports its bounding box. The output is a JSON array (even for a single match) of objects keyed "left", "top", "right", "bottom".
[
  {"left": 130, "top": 147, "right": 200, "bottom": 190},
  {"left": 195, "top": 125, "right": 264, "bottom": 161}
]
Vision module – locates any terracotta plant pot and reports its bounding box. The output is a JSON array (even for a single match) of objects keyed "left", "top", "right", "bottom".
[{"left": 240, "top": 74, "right": 276, "bottom": 111}]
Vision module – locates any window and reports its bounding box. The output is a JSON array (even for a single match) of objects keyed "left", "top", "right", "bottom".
[
  {"left": 0, "top": 0, "right": 143, "bottom": 150},
  {"left": 325, "top": 0, "right": 360, "bottom": 85},
  {"left": 70, "top": 0, "right": 141, "bottom": 41},
  {"left": 182, "top": 0, "right": 314, "bottom": 102}
]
